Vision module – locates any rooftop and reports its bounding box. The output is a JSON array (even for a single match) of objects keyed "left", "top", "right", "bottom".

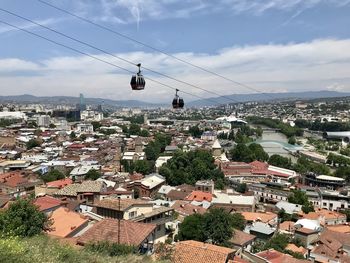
[{"left": 77, "top": 218, "right": 156, "bottom": 246}]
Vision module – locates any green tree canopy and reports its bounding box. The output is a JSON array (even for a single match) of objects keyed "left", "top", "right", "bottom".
[
  {"left": 269, "top": 154, "right": 291, "bottom": 169},
  {"left": 26, "top": 139, "right": 41, "bottom": 150},
  {"left": 84, "top": 169, "right": 101, "bottom": 180},
  {"left": 178, "top": 209, "right": 246, "bottom": 246},
  {"left": 230, "top": 143, "right": 268, "bottom": 163},
  {"left": 0, "top": 199, "right": 49, "bottom": 237},
  {"left": 159, "top": 149, "right": 224, "bottom": 187},
  {"left": 42, "top": 169, "right": 65, "bottom": 183},
  {"left": 288, "top": 189, "right": 314, "bottom": 214}
]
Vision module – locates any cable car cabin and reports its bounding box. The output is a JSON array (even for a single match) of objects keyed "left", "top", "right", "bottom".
[
  {"left": 130, "top": 63, "right": 145, "bottom": 90},
  {"left": 172, "top": 89, "right": 184, "bottom": 109}
]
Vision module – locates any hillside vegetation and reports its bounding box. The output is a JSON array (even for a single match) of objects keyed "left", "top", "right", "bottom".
[{"left": 0, "top": 235, "right": 166, "bottom": 263}]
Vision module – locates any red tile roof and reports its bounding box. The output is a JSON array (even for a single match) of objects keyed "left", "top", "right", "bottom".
[
  {"left": 256, "top": 249, "right": 307, "bottom": 263},
  {"left": 47, "top": 207, "right": 88, "bottom": 238},
  {"left": 46, "top": 178, "right": 73, "bottom": 189},
  {"left": 34, "top": 196, "right": 62, "bottom": 211},
  {"left": 185, "top": 191, "right": 213, "bottom": 202},
  {"left": 77, "top": 218, "right": 156, "bottom": 246},
  {"left": 173, "top": 240, "right": 235, "bottom": 263},
  {"left": 171, "top": 200, "right": 207, "bottom": 216}
]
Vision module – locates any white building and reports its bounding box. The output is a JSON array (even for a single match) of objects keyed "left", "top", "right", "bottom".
[
  {"left": 37, "top": 115, "right": 51, "bottom": 127},
  {"left": 76, "top": 123, "right": 94, "bottom": 133}
]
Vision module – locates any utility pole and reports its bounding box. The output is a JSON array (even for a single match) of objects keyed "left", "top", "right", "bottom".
[{"left": 118, "top": 195, "right": 121, "bottom": 245}]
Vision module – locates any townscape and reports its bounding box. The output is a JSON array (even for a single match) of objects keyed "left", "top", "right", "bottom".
[{"left": 1, "top": 94, "right": 350, "bottom": 263}]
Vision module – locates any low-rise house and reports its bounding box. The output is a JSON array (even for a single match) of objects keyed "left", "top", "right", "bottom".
[
  {"left": 34, "top": 195, "right": 63, "bottom": 213},
  {"left": 35, "top": 178, "right": 73, "bottom": 197},
  {"left": 300, "top": 209, "right": 347, "bottom": 226},
  {"left": 77, "top": 218, "right": 156, "bottom": 253},
  {"left": 93, "top": 198, "right": 174, "bottom": 243},
  {"left": 173, "top": 240, "right": 236, "bottom": 263},
  {"left": 165, "top": 184, "right": 195, "bottom": 201},
  {"left": 294, "top": 219, "right": 322, "bottom": 247},
  {"left": 127, "top": 173, "right": 165, "bottom": 198},
  {"left": 211, "top": 194, "right": 256, "bottom": 213},
  {"left": 285, "top": 244, "right": 307, "bottom": 258},
  {"left": 54, "top": 180, "right": 107, "bottom": 202},
  {"left": 279, "top": 221, "right": 295, "bottom": 235},
  {"left": 245, "top": 221, "right": 276, "bottom": 239},
  {"left": 256, "top": 249, "right": 308, "bottom": 263},
  {"left": 241, "top": 212, "right": 278, "bottom": 226},
  {"left": 0, "top": 171, "right": 41, "bottom": 197},
  {"left": 230, "top": 229, "right": 256, "bottom": 252},
  {"left": 69, "top": 165, "right": 101, "bottom": 181},
  {"left": 47, "top": 207, "right": 89, "bottom": 238},
  {"left": 310, "top": 230, "right": 350, "bottom": 263},
  {"left": 171, "top": 200, "right": 207, "bottom": 220},
  {"left": 185, "top": 190, "right": 213, "bottom": 202},
  {"left": 158, "top": 185, "right": 176, "bottom": 199},
  {"left": 276, "top": 201, "right": 302, "bottom": 215}
]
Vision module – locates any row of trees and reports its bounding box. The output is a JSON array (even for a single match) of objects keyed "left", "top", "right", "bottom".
[
  {"left": 159, "top": 149, "right": 225, "bottom": 188},
  {"left": 295, "top": 118, "right": 350, "bottom": 132},
  {"left": 178, "top": 208, "right": 246, "bottom": 246},
  {"left": 247, "top": 116, "right": 303, "bottom": 138}
]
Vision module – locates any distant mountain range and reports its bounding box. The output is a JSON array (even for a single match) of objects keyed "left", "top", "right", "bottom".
[
  {"left": 0, "top": 94, "right": 164, "bottom": 108},
  {"left": 0, "top": 91, "right": 349, "bottom": 108},
  {"left": 188, "top": 90, "right": 350, "bottom": 107}
]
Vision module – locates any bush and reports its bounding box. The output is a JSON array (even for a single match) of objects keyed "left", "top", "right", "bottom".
[
  {"left": 85, "top": 241, "right": 136, "bottom": 257},
  {"left": 0, "top": 199, "right": 49, "bottom": 237}
]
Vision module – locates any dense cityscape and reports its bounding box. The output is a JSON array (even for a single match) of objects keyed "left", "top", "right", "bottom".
[
  {"left": 1, "top": 0, "right": 350, "bottom": 262},
  {"left": 0, "top": 93, "right": 350, "bottom": 262}
]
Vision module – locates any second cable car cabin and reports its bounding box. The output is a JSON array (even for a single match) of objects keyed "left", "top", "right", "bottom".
[
  {"left": 172, "top": 89, "right": 184, "bottom": 109},
  {"left": 130, "top": 63, "right": 145, "bottom": 90}
]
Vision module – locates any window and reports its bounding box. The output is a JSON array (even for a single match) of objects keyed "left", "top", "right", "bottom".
[
  {"left": 129, "top": 211, "right": 137, "bottom": 218},
  {"left": 157, "top": 225, "right": 161, "bottom": 231},
  {"left": 323, "top": 202, "right": 327, "bottom": 206}
]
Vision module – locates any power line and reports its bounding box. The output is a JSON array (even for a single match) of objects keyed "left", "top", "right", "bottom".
[
  {"left": 36, "top": 0, "right": 273, "bottom": 100},
  {"left": 0, "top": 19, "right": 221, "bottom": 106},
  {"left": 0, "top": 7, "right": 240, "bottom": 104}
]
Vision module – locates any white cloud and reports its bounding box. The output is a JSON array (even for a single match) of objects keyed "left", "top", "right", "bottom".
[
  {"left": 0, "top": 17, "right": 66, "bottom": 35},
  {"left": 0, "top": 38, "right": 350, "bottom": 102},
  {"left": 67, "top": 0, "right": 350, "bottom": 26}
]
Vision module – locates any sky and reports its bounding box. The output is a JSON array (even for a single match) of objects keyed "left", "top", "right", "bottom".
[{"left": 0, "top": 0, "right": 350, "bottom": 103}]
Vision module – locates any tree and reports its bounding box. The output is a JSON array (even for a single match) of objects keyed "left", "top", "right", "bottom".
[
  {"left": 288, "top": 190, "right": 314, "bottom": 214},
  {"left": 42, "top": 169, "right": 65, "bottom": 183},
  {"left": 80, "top": 134, "right": 87, "bottom": 141},
  {"left": 248, "top": 143, "right": 269, "bottom": 161},
  {"left": 70, "top": 131, "right": 76, "bottom": 140},
  {"left": 231, "top": 213, "right": 246, "bottom": 230},
  {"left": 91, "top": 121, "right": 101, "bottom": 131},
  {"left": 84, "top": 169, "right": 101, "bottom": 180},
  {"left": 202, "top": 208, "right": 237, "bottom": 245},
  {"left": 264, "top": 233, "right": 290, "bottom": 252},
  {"left": 26, "top": 139, "right": 41, "bottom": 150},
  {"left": 178, "top": 214, "right": 205, "bottom": 242},
  {"left": 236, "top": 183, "right": 247, "bottom": 193},
  {"left": 49, "top": 123, "right": 56, "bottom": 128},
  {"left": 0, "top": 199, "right": 49, "bottom": 237},
  {"left": 230, "top": 143, "right": 268, "bottom": 163},
  {"left": 334, "top": 166, "right": 350, "bottom": 182},
  {"left": 230, "top": 144, "right": 254, "bottom": 162},
  {"left": 159, "top": 149, "right": 225, "bottom": 187},
  {"left": 188, "top": 125, "right": 202, "bottom": 138},
  {"left": 178, "top": 209, "right": 245, "bottom": 246},
  {"left": 134, "top": 160, "right": 152, "bottom": 175},
  {"left": 128, "top": 124, "right": 141, "bottom": 135},
  {"left": 288, "top": 136, "right": 296, "bottom": 145},
  {"left": 269, "top": 154, "right": 291, "bottom": 169}
]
